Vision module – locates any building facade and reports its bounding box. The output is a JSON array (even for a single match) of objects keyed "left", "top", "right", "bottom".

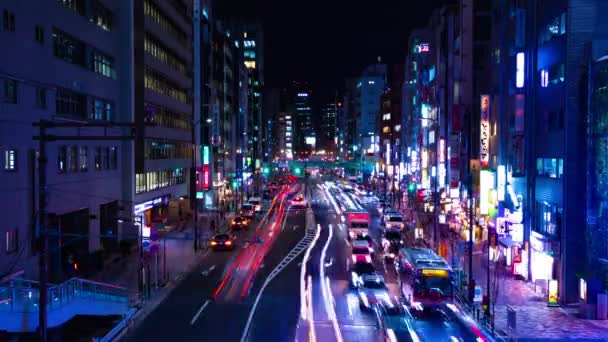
[{"left": 0, "top": 0, "right": 133, "bottom": 281}]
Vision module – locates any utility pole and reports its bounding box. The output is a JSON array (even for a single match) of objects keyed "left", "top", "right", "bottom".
[
  {"left": 37, "top": 122, "right": 48, "bottom": 342},
  {"left": 34, "top": 120, "right": 134, "bottom": 341}
]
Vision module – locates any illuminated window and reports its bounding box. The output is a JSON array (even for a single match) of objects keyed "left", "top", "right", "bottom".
[
  {"left": 244, "top": 61, "right": 256, "bottom": 69},
  {"left": 4, "top": 149, "right": 16, "bottom": 171},
  {"left": 395, "top": 125, "right": 401, "bottom": 132},
  {"left": 382, "top": 126, "right": 390, "bottom": 133},
  {"left": 382, "top": 113, "right": 391, "bottom": 121}
]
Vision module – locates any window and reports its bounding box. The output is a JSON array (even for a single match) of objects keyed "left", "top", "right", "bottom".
[
  {"left": 35, "top": 26, "right": 44, "bottom": 43},
  {"left": 136, "top": 173, "right": 147, "bottom": 194},
  {"left": 4, "top": 149, "right": 17, "bottom": 171},
  {"left": 144, "top": 103, "right": 191, "bottom": 130},
  {"left": 535, "top": 202, "right": 562, "bottom": 237},
  {"left": 56, "top": 88, "right": 86, "bottom": 117},
  {"left": 68, "top": 146, "right": 78, "bottom": 172},
  {"left": 57, "top": 0, "right": 85, "bottom": 16},
  {"left": 144, "top": 69, "right": 189, "bottom": 104},
  {"left": 395, "top": 125, "right": 401, "bottom": 132},
  {"left": 143, "top": 0, "right": 187, "bottom": 47},
  {"left": 91, "top": 98, "right": 114, "bottom": 121},
  {"left": 109, "top": 147, "right": 117, "bottom": 169},
  {"left": 91, "top": 1, "right": 113, "bottom": 31},
  {"left": 79, "top": 146, "right": 88, "bottom": 171},
  {"left": 4, "top": 79, "right": 17, "bottom": 103},
  {"left": 53, "top": 29, "right": 86, "bottom": 66},
  {"left": 549, "top": 64, "right": 565, "bottom": 84},
  {"left": 144, "top": 35, "right": 187, "bottom": 74},
  {"left": 6, "top": 229, "right": 17, "bottom": 253},
  {"left": 92, "top": 50, "right": 116, "bottom": 79},
  {"left": 3, "top": 11, "right": 15, "bottom": 32},
  {"left": 103, "top": 147, "right": 110, "bottom": 169},
  {"left": 144, "top": 139, "right": 192, "bottom": 160},
  {"left": 94, "top": 147, "right": 102, "bottom": 170},
  {"left": 536, "top": 157, "right": 563, "bottom": 178},
  {"left": 538, "top": 12, "right": 566, "bottom": 45},
  {"left": 136, "top": 168, "right": 185, "bottom": 193},
  {"left": 382, "top": 113, "right": 391, "bottom": 121},
  {"left": 36, "top": 88, "right": 47, "bottom": 109},
  {"left": 58, "top": 146, "right": 67, "bottom": 173}
]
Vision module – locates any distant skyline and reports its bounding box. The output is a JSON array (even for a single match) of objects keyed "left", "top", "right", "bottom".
[{"left": 217, "top": 0, "right": 443, "bottom": 89}]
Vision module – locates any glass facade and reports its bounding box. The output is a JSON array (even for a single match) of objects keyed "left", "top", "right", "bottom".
[{"left": 135, "top": 168, "right": 186, "bottom": 194}]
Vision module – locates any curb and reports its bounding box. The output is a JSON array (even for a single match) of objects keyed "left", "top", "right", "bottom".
[{"left": 110, "top": 249, "right": 208, "bottom": 342}]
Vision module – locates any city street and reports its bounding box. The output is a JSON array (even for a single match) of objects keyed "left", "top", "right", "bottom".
[
  {"left": 6, "top": 1, "right": 608, "bottom": 341},
  {"left": 125, "top": 184, "right": 307, "bottom": 342}
]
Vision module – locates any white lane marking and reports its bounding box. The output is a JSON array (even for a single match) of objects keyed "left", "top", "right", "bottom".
[
  {"left": 201, "top": 265, "right": 216, "bottom": 277},
  {"left": 190, "top": 299, "right": 211, "bottom": 325},
  {"left": 300, "top": 223, "right": 322, "bottom": 319},
  {"left": 319, "top": 223, "right": 344, "bottom": 342},
  {"left": 240, "top": 213, "right": 319, "bottom": 342}
]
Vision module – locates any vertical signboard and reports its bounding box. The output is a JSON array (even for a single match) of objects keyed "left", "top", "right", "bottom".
[
  {"left": 480, "top": 95, "right": 490, "bottom": 168},
  {"left": 497, "top": 165, "right": 506, "bottom": 201},
  {"left": 480, "top": 170, "right": 494, "bottom": 215},
  {"left": 202, "top": 165, "right": 210, "bottom": 190}
]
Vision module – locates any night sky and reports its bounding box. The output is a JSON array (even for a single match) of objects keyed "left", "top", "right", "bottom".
[{"left": 217, "top": 0, "right": 445, "bottom": 90}]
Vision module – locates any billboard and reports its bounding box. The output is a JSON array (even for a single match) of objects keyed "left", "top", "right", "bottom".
[{"left": 480, "top": 95, "right": 490, "bottom": 168}]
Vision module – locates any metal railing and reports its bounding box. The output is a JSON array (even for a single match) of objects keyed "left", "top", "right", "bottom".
[
  {"left": 453, "top": 291, "right": 508, "bottom": 341},
  {"left": 0, "top": 277, "right": 129, "bottom": 314}
]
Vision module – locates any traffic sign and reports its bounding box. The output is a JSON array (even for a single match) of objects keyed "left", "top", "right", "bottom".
[
  {"left": 474, "top": 285, "right": 483, "bottom": 303},
  {"left": 142, "top": 239, "right": 151, "bottom": 251}
]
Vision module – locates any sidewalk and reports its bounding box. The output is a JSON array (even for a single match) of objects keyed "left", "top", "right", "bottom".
[
  {"left": 468, "top": 248, "right": 608, "bottom": 340},
  {"left": 90, "top": 217, "right": 209, "bottom": 298}
]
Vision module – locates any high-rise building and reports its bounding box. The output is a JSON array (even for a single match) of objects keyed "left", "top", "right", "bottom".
[
  {"left": 320, "top": 98, "right": 338, "bottom": 152},
  {"left": 290, "top": 81, "right": 314, "bottom": 158},
  {"left": 357, "top": 63, "right": 386, "bottom": 179},
  {"left": 232, "top": 20, "right": 264, "bottom": 174}
]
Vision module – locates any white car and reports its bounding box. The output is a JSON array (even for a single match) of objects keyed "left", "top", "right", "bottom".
[
  {"left": 240, "top": 203, "right": 255, "bottom": 218},
  {"left": 248, "top": 197, "right": 262, "bottom": 212},
  {"left": 385, "top": 214, "right": 405, "bottom": 230},
  {"left": 358, "top": 274, "right": 390, "bottom": 311}
]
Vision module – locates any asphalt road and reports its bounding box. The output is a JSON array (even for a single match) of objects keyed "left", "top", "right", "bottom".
[{"left": 125, "top": 178, "right": 484, "bottom": 342}]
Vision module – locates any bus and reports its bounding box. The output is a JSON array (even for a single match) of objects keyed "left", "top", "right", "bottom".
[{"left": 396, "top": 247, "right": 453, "bottom": 310}]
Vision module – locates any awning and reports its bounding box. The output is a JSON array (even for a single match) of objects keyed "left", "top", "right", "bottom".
[{"left": 498, "top": 236, "right": 519, "bottom": 248}]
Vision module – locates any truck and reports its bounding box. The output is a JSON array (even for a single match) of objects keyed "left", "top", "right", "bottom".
[{"left": 345, "top": 210, "right": 370, "bottom": 240}]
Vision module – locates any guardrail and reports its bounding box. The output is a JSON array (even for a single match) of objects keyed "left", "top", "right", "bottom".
[
  {"left": 453, "top": 292, "right": 508, "bottom": 341},
  {"left": 0, "top": 277, "right": 129, "bottom": 314},
  {"left": 93, "top": 307, "right": 137, "bottom": 342}
]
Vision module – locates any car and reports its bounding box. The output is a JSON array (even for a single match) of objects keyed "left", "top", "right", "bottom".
[
  {"left": 210, "top": 233, "right": 236, "bottom": 250},
  {"left": 248, "top": 197, "right": 262, "bottom": 212},
  {"left": 349, "top": 261, "right": 376, "bottom": 288},
  {"left": 381, "top": 209, "right": 398, "bottom": 224},
  {"left": 385, "top": 214, "right": 405, "bottom": 230},
  {"left": 351, "top": 244, "right": 373, "bottom": 264},
  {"left": 357, "top": 274, "right": 390, "bottom": 311},
  {"left": 240, "top": 203, "right": 255, "bottom": 218},
  {"left": 352, "top": 237, "right": 374, "bottom": 254},
  {"left": 290, "top": 194, "right": 307, "bottom": 209},
  {"left": 231, "top": 216, "right": 249, "bottom": 230},
  {"left": 375, "top": 301, "right": 422, "bottom": 342}
]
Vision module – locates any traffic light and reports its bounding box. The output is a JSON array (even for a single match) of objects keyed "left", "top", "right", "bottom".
[
  {"left": 262, "top": 167, "right": 270, "bottom": 176},
  {"left": 482, "top": 295, "right": 489, "bottom": 314}
]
